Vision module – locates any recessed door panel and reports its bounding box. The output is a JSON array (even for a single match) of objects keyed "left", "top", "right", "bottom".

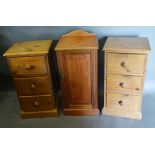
[{"left": 63, "top": 53, "right": 92, "bottom": 107}]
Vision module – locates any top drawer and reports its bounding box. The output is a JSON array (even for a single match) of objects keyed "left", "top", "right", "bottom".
[
  {"left": 107, "top": 53, "right": 146, "bottom": 75},
  {"left": 9, "top": 56, "right": 48, "bottom": 77}
]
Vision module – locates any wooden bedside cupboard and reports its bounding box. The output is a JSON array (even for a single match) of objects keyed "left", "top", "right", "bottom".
[
  {"left": 55, "top": 30, "right": 99, "bottom": 116},
  {"left": 102, "top": 37, "right": 151, "bottom": 120},
  {"left": 3, "top": 40, "right": 58, "bottom": 118}
]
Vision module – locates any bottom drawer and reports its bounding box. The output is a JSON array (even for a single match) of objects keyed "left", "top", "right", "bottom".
[
  {"left": 19, "top": 95, "right": 54, "bottom": 112},
  {"left": 106, "top": 93, "right": 141, "bottom": 111}
]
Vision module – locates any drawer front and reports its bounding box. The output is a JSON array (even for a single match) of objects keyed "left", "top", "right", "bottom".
[
  {"left": 107, "top": 74, "right": 143, "bottom": 94},
  {"left": 106, "top": 93, "right": 140, "bottom": 111},
  {"left": 19, "top": 95, "right": 54, "bottom": 112},
  {"left": 107, "top": 53, "right": 146, "bottom": 75},
  {"left": 9, "top": 56, "right": 48, "bottom": 77},
  {"left": 15, "top": 76, "right": 51, "bottom": 96}
]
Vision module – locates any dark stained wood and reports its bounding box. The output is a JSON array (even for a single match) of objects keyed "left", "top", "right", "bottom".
[
  {"left": 14, "top": 76, "right": 51, "bottom": 96},
  {"left": 64, "top": 109, "right": 99, "bottom": 116},
  {"left": 55, "top": 30, "right": 98, "bottom": 50},
  {"left": 63, "top": 51, "right": 91, "bottom": 106},
  {"left": 19, "top": 95, "right": 54, "bottom": 112},
  {"left": 20, "top": 109, "right": 58, "bottom": 118},
  {"left": 55, "top": 30, "right": 99, "bottom": 115}
]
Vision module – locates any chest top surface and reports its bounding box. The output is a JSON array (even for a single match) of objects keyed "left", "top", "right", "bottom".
[
  {"left": 103, "top": 37, "right": 151, "bottom": 54},
  {"left": 3, "top": 40, "right": 52, "bottom": 57},
  {"left": 55, "top": 30, "right": 98, "bottom": 51}
]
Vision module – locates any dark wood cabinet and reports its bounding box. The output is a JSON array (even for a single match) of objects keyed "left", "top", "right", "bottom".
[{"left": 55, "top": 30, "right": 99, "bottom": 115}]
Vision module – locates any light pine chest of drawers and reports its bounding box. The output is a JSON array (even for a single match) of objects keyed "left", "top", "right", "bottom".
[
  {"left": 102, "top": 37, "right": 151, "bottom": 119},
  {"left": 3, "top": 40, "right": 58, "bottom": 118}
]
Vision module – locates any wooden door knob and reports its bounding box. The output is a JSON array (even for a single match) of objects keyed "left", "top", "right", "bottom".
[
  {"left": 118, "top": 100, "right": 123, "bottom": 106},
  {"left": 121, "top": 62, "right": 127, "bottom": 68},
  {"left": 34, "top": 101, "right": 39, "bottom": 107},
  {"left": 30, "top": 83, "right": 36, "bottom": 89},
  {"left": 25, "top": 64, "right": 33, "bottom": 70}
]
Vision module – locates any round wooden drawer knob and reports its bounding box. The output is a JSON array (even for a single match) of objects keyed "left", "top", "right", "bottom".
[
  {"left": 30, "top": 83, "right": 36, "bottom": 89},
  {"left": 118, "top": 100, "right": 123, "bottom": 106},
  {"left": 25, "top": 64, "right": 33, "bottom": 70},
  {"left": 136, "top": 88, "right": 140, "bottom": 91},
  {"left": 34, "top": 101, "right": 39, "bottom": 107},
  {"left": 119, "top": 82, "right": 125, "bottom": 88},
  {"left": 121, "top": 62, "right": 127, "bottom": 68}
]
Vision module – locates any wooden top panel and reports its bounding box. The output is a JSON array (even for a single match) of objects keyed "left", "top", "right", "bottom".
[
  {"left": 103, "top": 37, "right": 151, "bottom": 53},
  {"left": 3, "top": 40, "right": 52, "bottom": 57},
  {"left": 55, "top": 30, "right": 98, "bottom": 50}
]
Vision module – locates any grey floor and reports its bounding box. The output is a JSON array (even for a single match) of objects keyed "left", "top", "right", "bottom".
[{"left": 0, "top": 75, "right": 155, "bottom": 128}]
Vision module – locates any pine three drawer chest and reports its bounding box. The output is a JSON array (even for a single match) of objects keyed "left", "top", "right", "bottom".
[
  {"left": 4, "top": 40, "right": 58, "bottom": 118},
  {"left": 102, "top": 37, "right": 151, "bottom": 119}
]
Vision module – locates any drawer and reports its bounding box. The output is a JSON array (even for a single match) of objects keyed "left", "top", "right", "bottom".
[
  {"left": 19, "top": 95, "right": 54, "bottom": 112},
  {"left": 14, "top": 76, "right": 51, "bottom": 96},
  {"left": 9, "top": 56, "right": 48, "bottom": 77},
  {"left": 107, "top": 53, "right": 146, "bottom": 75},
  {"left": 107, "top": 74, "right": 143, "bottom": 94},
  {"left": 106, "top": 93, "right": 140, "bottom": 111}
]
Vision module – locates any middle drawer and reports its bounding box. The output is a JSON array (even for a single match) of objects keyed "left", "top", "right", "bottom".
[
  {"left": 107, "top": 74, "right": 143, "bottom": 94},
  {"left": 14, "top": 76, "right": 51, "bottom": 96}
]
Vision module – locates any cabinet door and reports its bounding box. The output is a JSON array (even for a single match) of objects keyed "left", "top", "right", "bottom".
[{"left": 59, "top": 51, "right": 93, "bottom": 109}]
